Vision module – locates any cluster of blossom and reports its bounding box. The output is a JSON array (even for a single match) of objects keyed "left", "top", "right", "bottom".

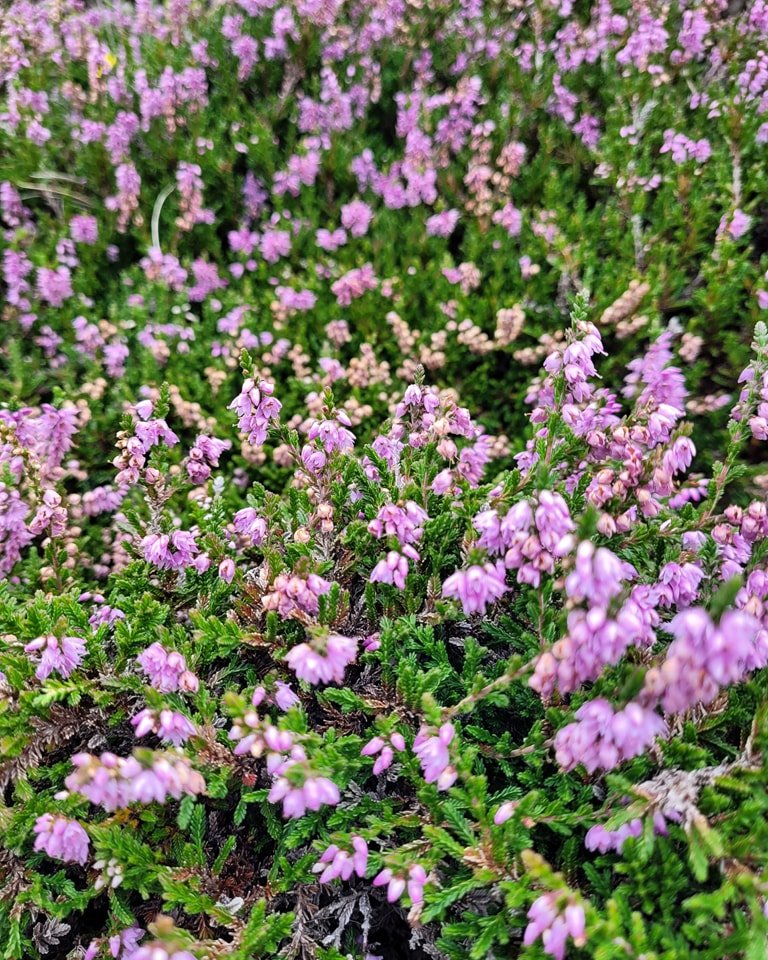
[
  {"left": 554, "top": 699, "right": 667, "bottom": 774},
  {"left": 373, "top": 864, "right": 428, "bottom": 906},
  {"left": 0, "top": 403, "right": 78, "bottom": 480},
  {"left": 584, "top": 808, "right": 678, "bottom": 855},
  {"left": 252, "top": 680, "right": 300, "bottom": 712},
  {"left": 640, "top": 608, "right": 768, "bottom": 714},
  {"left": 442, "top": 561, "right": 508, "bottom": 616},
  {"left": 660, "top": 129, "right": 712, "bottom": 164},
  {"left": 285, "top": 632, "right": 358, "bottom": 685},
  {"left": 228, "top": 703, "right": 294, "bottom": 760},
  {"left": 473, "top": 491, "right": 575, "bottom": 590},
  {"left": 175, "top": 162, "right": 214, "bottom": 231},
  {"left": 312, "top": 836, "right": 369, "bottom": 883},
  {"left": 361, "top": 732, "right": 406, "bottom": 775},
  {"left": 524, "top": 894, "right": 587, "bottom": 960},
  {"left": 33, "top": 814, "right": 90, "bottom": 865},
  {"left": 262, "top": 571, "right": 331, "bottom": 619},
  {"left": 229, "top": 378, "right": 282, "bottom": 446},
  {"left": 24, "top": 633, "right": 85, "bottom": 680},
  {"left": 413, "top": 722, "right": 457, "bottom": 790},
  {"left": 530, "top": 544, "right": 658, "bottom": 698},
  {"left": 81, "top": 926, "right": 145, "bottom": 960},
  {"left": 734, "top": 364, "right": 768, "bottom": 441},
  {"left": 140, "top": 530, "right": 203, "bottom": 572},
  {"left": 89, "top": 603, "right": 126, "bottom": 631},
  {"left": 305, "top": 409, "right": 356, "bottom": 457},
  {"left": 185, "top": 434, "right": 230, "bottom": 484},
  {"left": 266, "top": 746, "right": 340, "bottom": 819},
  {"left": 113, "top": 403, "right": 179, "bottom": 487},
  {"left": 368, "top": 500, "right": 428, "bottom": 588},
  {"left": 136, "top": 643, "right": 198, "bottom": 693},
  {"left": 233, "top": 506, "right": 268, "bottom": 544},
  {"left": 132, "top": 709, "right": 196, "bottom": 746},
  {"left": 28, "top": 488, "right": 67, "bottom": 538},
  {"left": 63, "top": 751, "right": 205, "bottom": 811}
]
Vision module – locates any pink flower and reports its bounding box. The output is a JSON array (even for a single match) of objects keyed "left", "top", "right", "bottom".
[
  {"left": 442, "top": 562, "right": 507, "bottom": 615},
  {"left": 263, "top": 572, "right": 331, "bottom": 619},
  {"left": 229, "top": 378, "right": 281, "bottom": 446},
  {"left": 186, "top": 434, "right": 230, "bottom": 483},
  {"left": 70, "top": 214, "right": 98, "bottom": 244},
  {"left": 260, "top": 229, "right": 291, "bottom": 262},
  {"left": 64, "top": 751, "right": 204, "bottom": 811},
  {"left": 233, "top": 507, "right": 267, "bottom": 543},
  {"left": 137, "top": 642, "right": 198, "bottom": 694},
  {"left": 268, "top": 772, "right": 340, "bottom": 819},
  {"left": 340, "top": 200, "right": 373, "bottom": 237},
  {"left": 370, "top": 550, "right": 413, "bottom": 589},
  {"left": 132, "top": 708, "right": 196, "bottom": 745},
  {"left": 316, "top": 227, "right": 347, "bottom": 251},
  {"left": 373, "top": 864, "right": 427, "bottom": 904},
  {"left": 312, "top": 836, "right": 368, "bottom": 882},
  {"left": 24, "top": 635, "right": 85, "bottom": 680},
  {"left": 372, "top": 868, "right": 406, "bottom": 903},
  {"left": 413, "top": 723, "right": 457, "bottom": 789},
  {"left": 524, "top": 894, "right": 586, "bottom": 960},
  {"left": 726, "top": 208, "right": 752, "bottom": 239},
  {"left": 361, "top": 732, "right": 406, "bottom": 774},
  {"left": 494, "top": 801, "right": 518, "bottom": 825},
  {"left": 285, "top": 633, "right": 358, "bottom": 685},
  {"left": 141, "top": 530, "right": 200, "bottom": 570},
  {"left": 33, "top": 814, "right": 90, "bottom": 865},
  {"left": 426, "top": 209, "right": 459, "bottom": 237}
]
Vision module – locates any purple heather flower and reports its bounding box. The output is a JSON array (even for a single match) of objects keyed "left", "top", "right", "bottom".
[
  {"left": 70, "top": 214, "right": 99, "bottom": 244},
  {"left": 524, "top": 894, "right": 586, "bottom": 960},
  {"left": 141, "top": 530, "right": 200, "bottom": 570},
  {"left": 340, "top": 199, "right": 373, "bottom": 237},
  {"left": 585, "top": 819, "right": 643, "bottom": 854},
  {"left": 413, "top": 722, "right": 457, "bottom": 789},
  {"left": 312, "top": 836, "right": 368, "bottom": 882},
  {"left": 64, "top": 751, "right": 204, "bottom": 811},
  {"left": 233, "top": 507, "right": 268, "bottom": 543},
  {"left": 554, "top": 699, "right": 666, "bottom": 773},
  {"left": 426, "top": 209, "right": 459, "bottom": 237},
  {"left": 24, "top": 634, "right": 86, "bottom": 680},
  {"left": 268, "top": 766, "right": 340, "bottom": 819},
  {"left": 370, "top": 549, "right": 413, "bottom": 589},
  {"left": 373, "top": 864, "right": 427, "bottom": 904},
  {"left": 285, "top": 633, "right": 358, "bottom": 685},
  {"left": 494, "top": 801, "right": 518, "bottom": 825},
  {"left": 132, "top": 708, "right": 196, "bottom": 745},
  {"left": 442, "top": 561, "right": 508, "bottom": 615},
  {"left": 260, "top": 229, "right": 291, "bottom": 262},
  {"left": 564, "top": 541, "right": 626, "bottom": 607},
  {"left": 361, "top": 732, "right": 406, "bottom": 774},
  {"left": 136, "top": 642, "right": 198, "bottom": 694},
  {"left": 229, "top": 378, "right": 282, "bottom": 446},
  {"left": 263, "top": 572, "right": 331, "bottom": 619},
  {"left": 33, "top": 814, "right": 90, "bottom": 865},
  {"left": 316, "top": 227, "right": 347, "bottom": 251},
  {"left": 642, "top": 608, "right": 767, "bottom": 713}
]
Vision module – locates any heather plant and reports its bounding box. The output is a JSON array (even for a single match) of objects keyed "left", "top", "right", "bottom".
[
  {"left": 2, "top": 1, "right": 768, "bottom": 959},
  {"left": 1, "top": 291, "right": 768, "bottom": 959}
]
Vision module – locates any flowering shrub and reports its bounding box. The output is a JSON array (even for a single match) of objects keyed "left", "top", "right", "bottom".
[{"left": 2, "top": 2, "right": 768, "bottom": 959}]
